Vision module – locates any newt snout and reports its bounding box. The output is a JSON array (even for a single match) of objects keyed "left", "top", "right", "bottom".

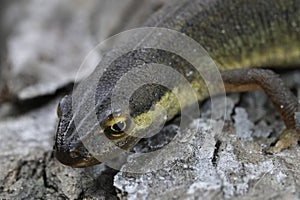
[{"left": 54, "top": 96, "right": 100, "bottom": 167}]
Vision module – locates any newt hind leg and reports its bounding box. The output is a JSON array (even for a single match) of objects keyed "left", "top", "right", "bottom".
[{"left": 220, "top": 68, "right": 300, "bottom": 152}]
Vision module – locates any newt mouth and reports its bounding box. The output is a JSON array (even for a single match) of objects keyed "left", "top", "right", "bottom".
[{"left": 54, "top": 144, "right": 101, "bottom": 168}]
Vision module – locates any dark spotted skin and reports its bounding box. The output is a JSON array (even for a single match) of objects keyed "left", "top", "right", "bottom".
[{"left": 55, "top": 0, "right": 300, "bottom": 167}]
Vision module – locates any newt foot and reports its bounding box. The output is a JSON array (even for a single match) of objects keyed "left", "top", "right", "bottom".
[{"left": 272, "top": 129, "right": 299, "bottom": 153}]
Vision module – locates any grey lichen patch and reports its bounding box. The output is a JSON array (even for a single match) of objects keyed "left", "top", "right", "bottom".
[
  {"left": 114, "top": 88, "right": 300, "bottom": 199},
  {"left": 234, "top": 107, "right": 255, "bottom": 140},
  {"left": 234, "top": 107, "right": 273, "bottom": 140}
]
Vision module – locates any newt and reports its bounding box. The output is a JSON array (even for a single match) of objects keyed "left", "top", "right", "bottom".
[{"left": 54, "top": 0, "right": 300, "bottom": 167}]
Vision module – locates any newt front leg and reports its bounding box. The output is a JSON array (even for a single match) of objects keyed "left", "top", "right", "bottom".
[{"left": 220, "top": 68, "right": 300, "bottom": 152}]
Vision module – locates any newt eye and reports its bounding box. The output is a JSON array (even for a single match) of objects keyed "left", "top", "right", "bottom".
[
  {"left": 103, "top": 115, "right": 131, "bottom": 140},
  {"left": 111, "top": 121, "right": 126, "bottom": 132}
]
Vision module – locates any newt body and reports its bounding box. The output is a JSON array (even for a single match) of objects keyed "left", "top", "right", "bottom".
[{"left": 55, "top": 0, "right": 300, "bottom": 167}]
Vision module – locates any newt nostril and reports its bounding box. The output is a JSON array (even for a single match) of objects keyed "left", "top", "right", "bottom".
[{"left": 69, "top": 150, "right": 80, "bottom": 158}]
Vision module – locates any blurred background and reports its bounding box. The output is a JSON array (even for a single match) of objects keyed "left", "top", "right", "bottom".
[{"left": 0, "top": 0, "right": 165, "bottom": 111}]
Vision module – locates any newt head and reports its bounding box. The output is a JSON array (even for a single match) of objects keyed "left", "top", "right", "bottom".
[
  {"left": 53, "top": 49, "right": 181, "bottom": 168},
  {"left": 53, "top": 79, "right": 150, "bottom": 168}
]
